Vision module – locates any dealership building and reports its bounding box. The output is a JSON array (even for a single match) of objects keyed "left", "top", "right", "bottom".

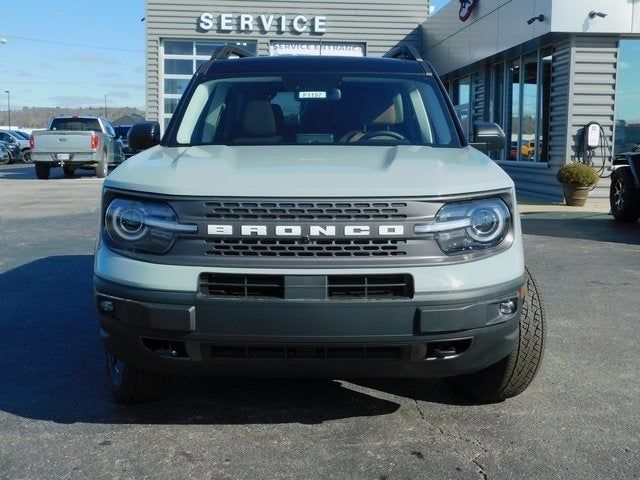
[
  {"left": 144, "top": 0, "right": 429, "bottom": 129},
  {"left": 145, "top": 0, "right": 640, "bottom": 201}
]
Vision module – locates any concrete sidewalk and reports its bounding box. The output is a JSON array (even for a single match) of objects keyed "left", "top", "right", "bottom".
[{"left": 517, "top": 196, "right": 610, "bottom": 214}]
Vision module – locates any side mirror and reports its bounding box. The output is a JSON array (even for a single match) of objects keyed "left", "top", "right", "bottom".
[
  {"left": 470, "top": 122, "right": 506, "bottom": 152},
  {"left": 128, "top": 121, "right": 161, "bottom": 151}
]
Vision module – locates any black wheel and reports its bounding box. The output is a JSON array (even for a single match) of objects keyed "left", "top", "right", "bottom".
[
  {"left": 6, "top": 152, "right": 14, "bottom": 164},
  {"left": 445, "top": 267, "right": 546, "bottom": 402},
  {"left": 106, "top": 351, "right": 168, "bottom": 404},
  {"left": 35, "top": 163, "right": 50, "bottom": 180},
  {"left": 62, "top": 165, "right": 76, "bottom": 177},
  {"left": 610, "top": 167, "right": 640, "bottom": 222},
  {"left": 22, "top": 150, "right": 32, "bottom": 163}
]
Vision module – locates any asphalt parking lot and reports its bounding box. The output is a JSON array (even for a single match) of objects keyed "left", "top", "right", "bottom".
[{"left": 0, "top": 163, "right": 638, "bottom": 480}]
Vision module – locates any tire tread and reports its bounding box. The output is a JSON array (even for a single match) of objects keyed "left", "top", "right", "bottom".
[{"left": 445, "top": 267, "right": 546, "bottom": 402}]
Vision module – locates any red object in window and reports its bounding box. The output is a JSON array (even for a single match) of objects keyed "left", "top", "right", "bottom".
[
  {"left": 91, "top": 133, "right": 99, "bottom": 150},
  {"left": 459, "top": 0, "right": 478, "bottom": 22}
]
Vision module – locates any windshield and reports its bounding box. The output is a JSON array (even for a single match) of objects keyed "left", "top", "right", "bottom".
[
  {"left": 167, "top": 73, "right": 461, "bottom": 147},
  {"left": 50, "top": 117, "right": 101, "bottom": 132},
  {"left": 15, "top": 131, "right": 30, "bottom": 140}
]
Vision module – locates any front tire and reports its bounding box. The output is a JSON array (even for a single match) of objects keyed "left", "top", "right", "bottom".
[
  {"left": 35, "top": 163, "right": 50, "bottom": 180},
  {"left": 106, "top": 351, "right": 168, "bottom": 404},
  {"left": 445, "top": 267, "right": 546, "bottom": 402},
  {"left": 610, "top": 167, "right": 640, "bottom": 222}
]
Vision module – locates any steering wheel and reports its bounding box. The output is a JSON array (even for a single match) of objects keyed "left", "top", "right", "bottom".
[{"left": 357, "top": 130, "right": 406, "bottom": 142}]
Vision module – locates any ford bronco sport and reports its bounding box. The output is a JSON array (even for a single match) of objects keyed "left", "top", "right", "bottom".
[{"left": 94, "top": 46, "right": 545, "bottom": 404}]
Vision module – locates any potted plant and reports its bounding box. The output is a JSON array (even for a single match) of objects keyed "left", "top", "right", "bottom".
[{"left": 557, "top": 163, "right": 599, "bottom": 207}]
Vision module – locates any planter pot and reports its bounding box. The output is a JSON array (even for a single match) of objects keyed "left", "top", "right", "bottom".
[{"left": 562, "top": 184, "right": 590, "bottom": 207}]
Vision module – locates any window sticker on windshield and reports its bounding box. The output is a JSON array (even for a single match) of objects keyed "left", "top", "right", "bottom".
[{"left": 298, "top": 91, "right": 327, "bottom": 99}]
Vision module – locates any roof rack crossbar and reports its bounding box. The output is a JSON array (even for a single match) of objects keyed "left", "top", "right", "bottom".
[
  {"left": 209, "top": 45, "right": 256, "bottom": 61},
  {"left": 383, "top": 45, "right": 424, "bottom": 62}
]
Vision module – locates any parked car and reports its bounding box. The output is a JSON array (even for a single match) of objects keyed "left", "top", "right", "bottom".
[
  {"left": 0, "top": 130, "right": 31, "bottom": 162},
  {"left": 0, "top": 142, "right": 10, "bottom": 164},
  {"left": 31, "top": 116, "right": 124, "bottom": 179},
  {"left": 95, "top": 46, "right": 546, "bottom": 404},
  {"left": 13, "top": 130, "right": 31, "bottom": 140},
  {"left": 610, "top": 150, "right": 640, "bottom": 222},
  {"left": 0, "top": 139, "right": 23, "bottom": 163},
  {"left": 114, "top": 125, "right": 135, "bottom": 158}
]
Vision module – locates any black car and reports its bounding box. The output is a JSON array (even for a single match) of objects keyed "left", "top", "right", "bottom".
[
  {"left": 0, "top": 142, "right": 10, "bottom": 164},
  {"left": 0, "top": 140, "right": 22, "bottom": 163}
]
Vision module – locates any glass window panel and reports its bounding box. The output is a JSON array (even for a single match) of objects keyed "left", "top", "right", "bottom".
[
  {"left": 453, "top": 76, "right": 471, "bottom": 138},
  {"left": 196, "top": 41, "right": 258, "bottom": 56},
  {"left": 505, "top": 61, "right": 521, "bottom": 161},
  {"left": 195, "top": 42, "right": 227, "bottom": 56},
  {"left": 164, "top": 98, "right": 179, "bottom": 115},
  {"left": 538, "top": 49, "right": 553, "bottom": 162},
  {"left": 614, "top": 39, "right": 640, "bottom": 154},
  {"left": 164, "top": 59, "right": 193, "bottom": 75},
  {"left": 164, "top": 78, "right": 190, "bottom": 95},
  {"left": 164, "top": 41, "right": 193, "bottom": 55},
  {"left": 491, "top": 63, "right": 505, "bottom": 160},
  {"left": 521, "top": 55, "right": 538, "bottom": 161}
]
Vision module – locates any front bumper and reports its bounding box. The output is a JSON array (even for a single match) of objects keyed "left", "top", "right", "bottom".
[{"left": 95, "top": 275, "right": 524, "bottom": 378}]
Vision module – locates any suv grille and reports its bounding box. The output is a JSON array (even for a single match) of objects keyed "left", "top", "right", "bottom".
[
  {"left": 205, "top": 200, "right": 409, "bottom": 221},
  {"left": 163, "top": 196, "right": 447, "bottom": 267},
  {"left": 205, "top": 238, "right": 408, "bottom": 258}
]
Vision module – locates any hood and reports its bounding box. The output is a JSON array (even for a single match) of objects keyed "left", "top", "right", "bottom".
[{"left": 104, "top": 145, "right": 513, "bottom": 198}]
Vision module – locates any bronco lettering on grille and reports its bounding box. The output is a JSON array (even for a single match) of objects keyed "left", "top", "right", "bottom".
[{"left": 207, "top": 225, "right": 405, "bottom": 237}]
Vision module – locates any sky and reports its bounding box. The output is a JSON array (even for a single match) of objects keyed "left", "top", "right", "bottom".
[
  {"left": 431, "top": 0, "right": 448, "bottom": 12},
  {"left": 0, "top": 1, "right": 448, "bottom": 112},
  {"left": 0, "top": 0, "right": 145, "bottom": 111}
]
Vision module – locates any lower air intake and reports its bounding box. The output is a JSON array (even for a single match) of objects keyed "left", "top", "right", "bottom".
[
  {"left": 327, "top": 274, "right": 414, "bottom": 299},
  {"left": 199, "top": 273, "right": 285, "bottom": 299}
]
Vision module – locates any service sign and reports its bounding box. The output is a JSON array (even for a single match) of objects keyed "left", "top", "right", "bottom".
[{"left": 198, "top": 13, "right": 327, "bottom": 34}]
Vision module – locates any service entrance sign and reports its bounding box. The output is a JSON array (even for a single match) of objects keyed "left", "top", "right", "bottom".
[{"left": 269, "top": 41, "right": 365, "bottom": 57}]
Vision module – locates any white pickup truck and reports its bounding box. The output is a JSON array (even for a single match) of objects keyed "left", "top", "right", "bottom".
[{"left": 31, "top": 116, "right": 124, "bottom": 179}]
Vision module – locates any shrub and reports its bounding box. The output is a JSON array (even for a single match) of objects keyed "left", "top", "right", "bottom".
[{"left": 556, "top": 163, "right": 599, "bottom": 187}]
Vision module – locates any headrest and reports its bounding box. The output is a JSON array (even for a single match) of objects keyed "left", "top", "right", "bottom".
[
  {"left": 362, "top": 91, "right": 404, "bottom": 125},
  {"left": 241, "top": 100, "right": 277, "bottom": 137}
]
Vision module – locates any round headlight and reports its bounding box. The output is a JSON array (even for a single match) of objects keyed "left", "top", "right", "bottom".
[
  {"left": 467, "top": 206, "right": 505, "bottom": 242},
  {"left": 113, "top": 206, "right": 146, "bottom": 240}
]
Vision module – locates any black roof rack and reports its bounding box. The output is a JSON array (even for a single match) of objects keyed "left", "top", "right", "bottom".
[
  {"left": 383, "top": 45, "right": 424, "bottom": 62},
  {"left": 209, "top": 45, "right": 256, "bottom": 61}
]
